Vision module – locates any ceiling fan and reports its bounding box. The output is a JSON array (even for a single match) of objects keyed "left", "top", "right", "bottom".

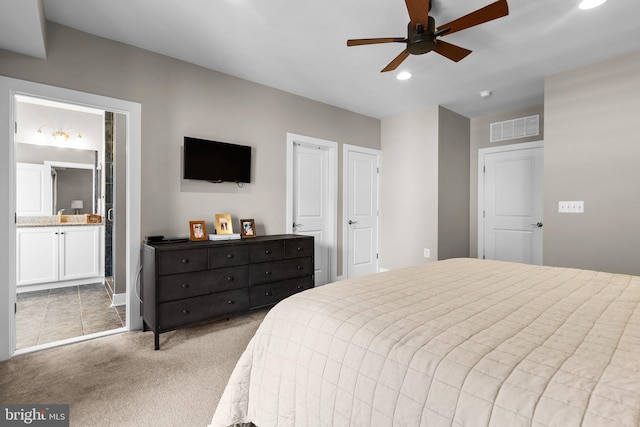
[{"left": 347, "top": 0, "right": 509, "bottom": 72}]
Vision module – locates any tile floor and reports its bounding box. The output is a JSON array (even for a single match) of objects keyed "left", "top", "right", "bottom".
[{"left": 15, "top": 283, "right": 125, "bottom": 350}]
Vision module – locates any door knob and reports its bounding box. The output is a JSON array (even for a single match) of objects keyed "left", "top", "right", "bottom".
[
  {"left": 293, "top": 222, "right": 303, "bottom": 228},
  {"left": 348, "top": 220, "right": 357, "bottom": 225},
  {"left": 530, "top": 222, "right": 543, "bottom": 228}
]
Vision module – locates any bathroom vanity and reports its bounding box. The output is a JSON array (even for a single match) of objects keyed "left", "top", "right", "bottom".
[{"left": 16, "top": 217, "right": 104, "bottom": 292}]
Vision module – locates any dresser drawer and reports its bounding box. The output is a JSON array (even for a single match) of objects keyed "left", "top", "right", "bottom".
[
  {"left": 284, "top": 238, "right": 313, "bottom": 259},
  {"left": 158, "top": 288, "right": 250, "bottom": 331},
  {"left": 250, "top": 257, "right": 313, "bottom": 285},
  {"left": 158, "top": 248, "right": 208, "bottom": 276},
  {"left": 208, "top": 245, "right": 249, "bottom": 269},
  {"left": 249, "top": 241, "right": 284, "bottom": 263},
  {"left": 250, "top": 276, "right": 313, "bottom": 308},
  {"left": 158, "top": 266, "right": 249, "bottom": 302}
]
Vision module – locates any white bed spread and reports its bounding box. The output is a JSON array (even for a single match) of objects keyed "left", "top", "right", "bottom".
[{"left": 210, "top": 258, "right": 640, "bottom": 427}]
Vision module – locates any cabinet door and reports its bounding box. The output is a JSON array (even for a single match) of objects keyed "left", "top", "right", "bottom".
[
  {"left": 16, "top": 228, "right": 58, "bottom": 286},
  {"left": 16, "top": 163, "right": 52, "bottom": 216},
  {"left": 59, "top": 226, "right": 101, "bottom": 281}
]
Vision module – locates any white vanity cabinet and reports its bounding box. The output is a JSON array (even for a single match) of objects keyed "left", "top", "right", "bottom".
[
  {"left": 16, "top": 163, "right": 52, "bottom": 216},
  {"left": 16, "top": 225, "right": 103, "bottom": 290}
]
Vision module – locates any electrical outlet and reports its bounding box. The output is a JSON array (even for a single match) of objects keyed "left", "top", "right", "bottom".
[{"left": 424, "top": 248, "right": 430, "bottom": 258}]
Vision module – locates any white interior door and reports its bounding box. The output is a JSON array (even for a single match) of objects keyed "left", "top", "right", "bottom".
[
  {"left": 345, "top": 146, "right": 379, "bottom": 278},
  {"left": 291, "top": 139, "right": 335, "bottom": 285},
  {"left": 480, "top": 143, "right": 544, "bottom": 265}
]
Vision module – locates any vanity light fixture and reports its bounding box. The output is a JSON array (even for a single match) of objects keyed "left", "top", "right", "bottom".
[
  {"left": 36, "top": 125, "right": 83, "bottom": 143},
  {"left": 579, "top": 0, "right": 607, "bottom": 10}
]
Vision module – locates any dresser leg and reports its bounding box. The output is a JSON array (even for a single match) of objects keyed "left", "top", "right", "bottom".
[{"left": 154, "top": 333, "right": 160, "bottom": 350}]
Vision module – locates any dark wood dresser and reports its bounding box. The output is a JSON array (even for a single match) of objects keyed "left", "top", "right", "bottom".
[{"left": 142, "top": 234, "right": 314, "bottom": 349}]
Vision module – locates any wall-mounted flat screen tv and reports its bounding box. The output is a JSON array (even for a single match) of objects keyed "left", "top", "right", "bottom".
[{"left": 183, "top": 137, "right": 251, "bottom": 183}]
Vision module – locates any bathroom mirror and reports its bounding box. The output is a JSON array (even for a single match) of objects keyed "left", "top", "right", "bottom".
[{"left": 16, "top": 143, "right": 99, "bottom": 215}]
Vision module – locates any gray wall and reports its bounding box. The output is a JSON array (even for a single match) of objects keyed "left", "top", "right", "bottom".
[
  {"left": 543, "top": 51, "right": 640, "bottom": 275},
  {"left": 380, "top": 106, "right": 439, "bottom": 269},
  {"left": 55, "top": 168, "right": 92, "bottom": 214},
  {"left": 469, "top": 105, "right": 544, "bottom": 258},
  {"left": 0, "top": 23, "right": 381, "bottom": 248},
  {"left": 438, "top": 107, "right": 470, "bottom": 260},
  {"left": 380, "top": 106, "right": 471, "bottom": 269}
]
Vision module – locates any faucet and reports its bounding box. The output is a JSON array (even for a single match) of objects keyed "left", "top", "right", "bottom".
[{"left": 57, "top": 209, "right": 65, "bottom": 215}]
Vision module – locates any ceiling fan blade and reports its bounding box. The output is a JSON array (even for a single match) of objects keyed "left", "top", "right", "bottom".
[
  {"left": 434, "top": 40, "right": 472, "bottom": 62},
  {"left": 405, "top": 0, "right": 430, "bottom": 29},
  {"left": 347, "top": 38, "right": 406, "bottom": 47},
  {"left": 381, "top": 50, "right": 410, "bottom": 72},
  {"left": 436, "top": 0, "right": 508, "bottom": 37}
]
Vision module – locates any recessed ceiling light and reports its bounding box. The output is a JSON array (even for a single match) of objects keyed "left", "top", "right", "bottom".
[
  {"left": 397, "top": 71, "right": 412, "bottom": 81},
  {"left": 480, "top": 90, "right": 492, "bottom": 98},
  {"left": 579, "top": 0, "right": 607, "bottom": 10}
]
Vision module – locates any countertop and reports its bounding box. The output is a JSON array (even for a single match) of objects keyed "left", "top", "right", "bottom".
[{"left": 16, "top": 214, "right": 104, "bottom": 227}]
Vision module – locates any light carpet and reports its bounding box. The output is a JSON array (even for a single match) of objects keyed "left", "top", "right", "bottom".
[{"left": 0, "top": 309, "right": 267, "bottom": 427}]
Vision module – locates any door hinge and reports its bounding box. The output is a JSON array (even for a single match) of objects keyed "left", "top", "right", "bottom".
[
  {"left": 15, "top": 303, "right": 17, "bottom": 314},
  {"left": 483, "top": 210, "right": 485, "bottom": 218},
  {"left": 483, "top": 166, "right": 486, "bottom": 173},
  {"left": 376, "top": 253, "right": 379, "bottom": 259},
  {"left": 376, "top": 167, "right": 379, "bottom": 174}
]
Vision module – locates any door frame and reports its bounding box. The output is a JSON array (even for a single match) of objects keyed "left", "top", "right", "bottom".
[
  {"left": 0, "top": 76, "right": 142, "bottom": 361},
  {"left": 285, "top": 133, "right": 338, "bottom": 284},
  {"left": 477, "top": 140, "right": 544, "bottom": 261},
  {"left": 342, "top": 144, "right": 381, "bottom": 279}
]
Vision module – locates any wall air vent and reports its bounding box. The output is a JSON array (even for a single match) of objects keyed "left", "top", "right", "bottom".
[{"left": 490, "top": 115, "right": 539, "bottom": 143}]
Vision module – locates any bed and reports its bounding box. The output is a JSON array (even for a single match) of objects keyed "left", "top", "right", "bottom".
[{"left": 210, "top": 258, "right": 640, "bottom": 427}]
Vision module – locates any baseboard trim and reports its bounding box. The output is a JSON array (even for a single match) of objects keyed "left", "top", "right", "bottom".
[{"left": 111, "top": 292, "right": 126, "bottom": 307}]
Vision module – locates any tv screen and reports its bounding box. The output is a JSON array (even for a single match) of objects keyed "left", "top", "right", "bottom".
[{"left": 183, "top": 137, "right": 251, "bottom": 183}]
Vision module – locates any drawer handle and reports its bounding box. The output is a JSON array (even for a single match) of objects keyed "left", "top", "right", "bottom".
[
  {"left": 297, "top": 285, "right": 302, "bottom": 290},
  {"left": 265, "top": 291, "right": 272, "bottom": 297},
  {"left": 265, "top": 250, "right": 271, "bottom": 255},
  {"left": 182, "top": 309, "right": 190, "bottom": 315},
  {"left": 227, "top": 276, "right": 234, "bottom": 281},
  {"left": 265, "top": 271, "right": 272, "bottom": 276},
  {"left": 227, "top": 254, "right": 233, "bottom": 259},
  {"left": 297, "top": 265, "right": 303, "bottom": 270},
  {"left": 227, "top": 300, "right": 235, "bottom": 305},
  {"left": 181, "top": 259, "right": 189, "bottom": 264},
  {"left": 297, "top": 247, "right": 303, "bottom": 252},
  {"left": 181, "top": 283, "right": 190, "bottom": 289}
]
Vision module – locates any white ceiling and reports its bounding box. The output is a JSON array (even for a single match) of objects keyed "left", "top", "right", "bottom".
[{"left": 2, "top": 0, "right": 640, "bottom": 119}]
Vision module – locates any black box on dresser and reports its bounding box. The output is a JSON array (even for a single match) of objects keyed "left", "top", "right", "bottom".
[{"left": 142, "top": 234, "right": 314, "bottom": 349}]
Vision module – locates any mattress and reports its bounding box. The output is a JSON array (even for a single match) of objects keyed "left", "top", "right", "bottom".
[{"left": 210, "top": 258, "right": 640, "bottom": 426}]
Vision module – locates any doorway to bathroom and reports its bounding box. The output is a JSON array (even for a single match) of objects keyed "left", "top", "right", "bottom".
[
  {"left": 13, "top": 96, "right": 127, "bottom": 351},
  {"left": 0, "top": 76, "right": 142, "bottom": 361}
]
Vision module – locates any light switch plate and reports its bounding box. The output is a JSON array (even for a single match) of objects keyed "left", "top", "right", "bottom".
[{"left": 559, "top": 201, "right": 584, "bottom": 213}]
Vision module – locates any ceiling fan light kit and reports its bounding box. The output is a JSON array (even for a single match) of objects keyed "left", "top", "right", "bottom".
[{"left": 347, "top": 0, "right": 509, "bottom": 72}]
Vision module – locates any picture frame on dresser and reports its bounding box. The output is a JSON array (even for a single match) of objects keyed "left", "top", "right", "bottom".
[
  {"left": 189, "top": 220, "right": 207, "bottom": 241},
  {"left": 240, "top": 218, "right": 256, "bottom": 238},
  {"left": 215, "top": 214, "right": 233, "bottom": 235}
]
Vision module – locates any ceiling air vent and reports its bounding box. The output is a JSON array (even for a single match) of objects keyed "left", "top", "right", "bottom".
[{"left": 490, "top": 115, "right": 539, "bottom": 143}]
